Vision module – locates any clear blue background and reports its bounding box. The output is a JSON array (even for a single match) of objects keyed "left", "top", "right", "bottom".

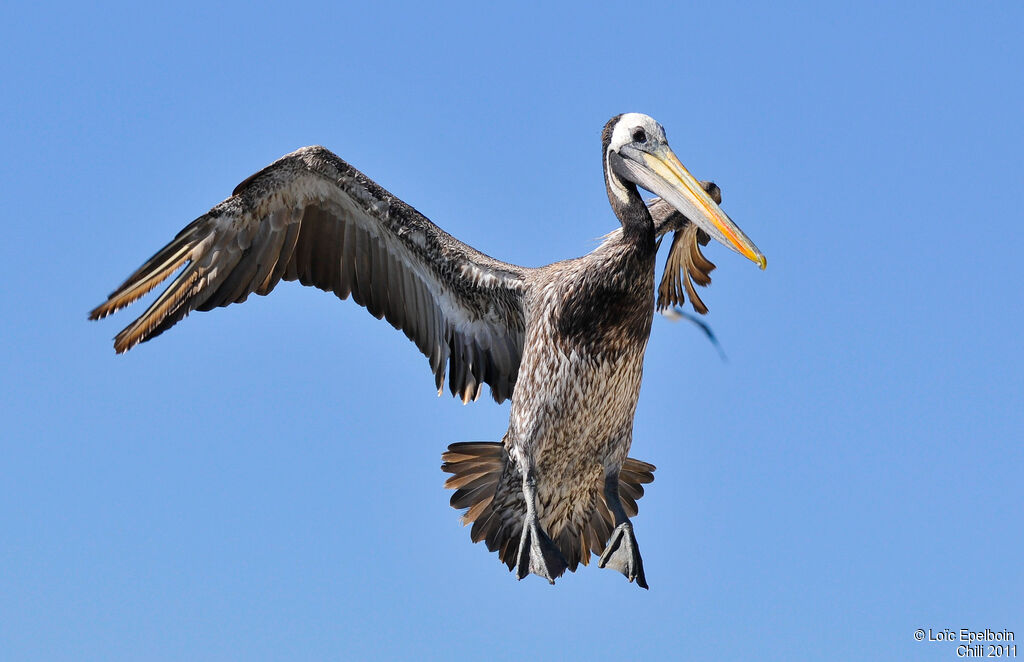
[{"left": 2, "top": 2, "right": 1021, "bottom": 660}]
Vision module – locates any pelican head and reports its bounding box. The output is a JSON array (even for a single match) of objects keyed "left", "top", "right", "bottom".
[{"left": 603, "top": 113, "right": 765, "bottom": 269}]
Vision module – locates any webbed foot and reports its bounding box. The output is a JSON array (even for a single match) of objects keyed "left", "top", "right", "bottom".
[
  {"left": 598, "top": 521, "right": 648, "bottom": 589},
  {"left": 515, "top": 517, "right": 568, "bottom": 584}
]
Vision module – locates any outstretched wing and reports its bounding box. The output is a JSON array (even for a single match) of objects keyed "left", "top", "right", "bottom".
[
  {"left": 646, "top": 183, "right": 719, "bottom": 315},
  {"left": 90, "top": 146, "right": 528, "bottom": 403}
]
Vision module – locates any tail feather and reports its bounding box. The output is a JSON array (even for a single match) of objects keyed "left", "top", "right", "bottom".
[
  {"left": 588, "top": 507, "right": 612, "bottom": 556},
  {"left": 470, "top": 506, "right": 501, "bottom": 544},
  {"left": 461, "top": 495, "right": 494, "bottom": 528},
  {"left": 442, "top": 442, "right": 503, "bottom": 463},
  {"left": 441, "top": 442, "right": 657, "bottom": 575},
  {"left": 450, "top": 483, "right": 498, "bottom": 511},
  {"left": 555, "top": 526, "right": 586, "bottom": 572},
  {"left": 620, "top": 493, "right": 639, "bottom": 518},
  {"left": 443, "top": 469, "right": 496, "bottom": 491},
  {"left": 499, "top": 537, "right": 517, "bottom": 571},
  {"left": 620, "top": 458, "right": 656, "bottom": 484}
]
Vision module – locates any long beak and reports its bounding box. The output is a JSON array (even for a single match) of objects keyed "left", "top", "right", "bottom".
[{"left": 619, "top": 144, "right": 766, "bottom": 269}]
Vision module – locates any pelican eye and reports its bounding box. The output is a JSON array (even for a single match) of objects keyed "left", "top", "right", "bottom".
[{"left": 632, "top": 128, "right": 647, "bottom": 143}]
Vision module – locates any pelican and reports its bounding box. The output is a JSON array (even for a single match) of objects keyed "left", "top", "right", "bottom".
[{"left": 90, "top": 113, "right": 765, "bottom": 588}]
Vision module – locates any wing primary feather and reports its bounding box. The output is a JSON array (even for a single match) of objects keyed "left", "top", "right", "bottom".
[
  {"left": 111, "top": 259, "right": 203, "bottom": 353},
  {"left": 89, "top": 225, "right": 200, "bottom": 320},
  {"left": 253, "top": 212, "right": 293, "bottom": 295},
  {"left": 383, "top": 254, "right": 403, "bottom": 329},
  {"left": 689, "top": 233, "right": 715, "bottom": 284},
  {"left": 320, "top": 206, "right": 343, "bottom": 296},
  {"left": 683, "top": 269, "right": 708, "bottom": 315},
  {"left": 369, "top": 237, "right": 389, "bottom": 320},
  {"left": 309, "top": 206, "right": 335, "bottom": 290},
  {"left": 436, "top": 321, "right": 451, "bottom": 394},
  {"left": 450, "top": 333, "right": 467, "bottom": 398},
  {"left": 336, "top": 218, "right": 356, "bottom": 299},
  {"left": 657, "top": 222, "right": 716, "bottom": 314},
  {"left": 282, "top": 211, "right": 302, "bottom": 282},
  {"left": 221, "top": 242, "right": 262, "bottom": 305},
  {"left": 352, "top": 227, "right": 371, "bottom": 308},
  {"left": 294, "top": 206, "right": 319, "bottom": 286},
  {"left": 425, "top": 287, "right": 443, "bottom": 374},
  {"left": 269, "top": 208, "right": 303, "bottom": 290},
  {"left": 399, "top": 267, "right": 420, "bottom": 345},
  {"left": 193, "top": 244, "right": 245, "bottom": 311},
  {"left": 91, "top": 145, "right": 527, "bottom": 402}
]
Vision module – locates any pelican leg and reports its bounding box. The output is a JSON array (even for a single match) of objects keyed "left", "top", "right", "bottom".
[
  {"left": 515, "top": 472, "right": 568, "bottom": 584},
  {"left": 598, "top": 472, "right": 649, "bottom": 589}
]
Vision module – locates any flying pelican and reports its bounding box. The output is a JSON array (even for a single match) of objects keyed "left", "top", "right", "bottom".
[{"left": 90, "top": 113, "right": 765, "bottom": 588}]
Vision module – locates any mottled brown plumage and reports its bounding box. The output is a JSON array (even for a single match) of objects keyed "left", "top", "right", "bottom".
[
  {"left": 442, "top": 443, "right": 654, "bottom": 571},
  {"left": 90, "top": 113, "right": 764, "bottom": 588}
]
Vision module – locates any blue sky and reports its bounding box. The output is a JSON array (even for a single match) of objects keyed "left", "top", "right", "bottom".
[{"left": 2, "top": 2, "right": 1021, "bottom": 660}]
